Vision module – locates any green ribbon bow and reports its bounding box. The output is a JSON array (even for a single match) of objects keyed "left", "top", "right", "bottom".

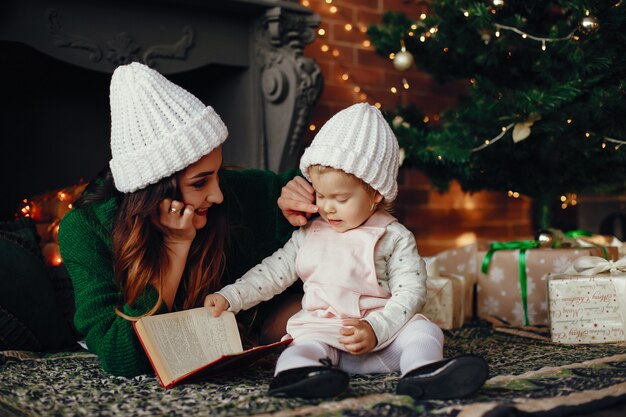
[
  {"left": 564, "top": 229, "right": 592, "bottom": 238},
  {"left": 481, "top": 240, "right": 539, "bottom": 326},
  {"left": 564, "top": 229, "right": 609, "bottom": 260}
]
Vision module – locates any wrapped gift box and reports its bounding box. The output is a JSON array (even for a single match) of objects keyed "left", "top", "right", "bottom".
[
  {"left": 433, "top": 246, "right": 478, "bottom": 321},
  {"left": 423, "top": 257, "right": 467, "bottom": 329},
  {"left": 435, "top": 242, "right": 619, "bottom": 326},
  {"left": 477, "top": 245, "right": 617, "bottom": 326},
  {"left": 548, "top": 261, "right": 626, "bottom": 344},
  {"left": 422, "top": 276, "right": 454, "bottom": 329}
]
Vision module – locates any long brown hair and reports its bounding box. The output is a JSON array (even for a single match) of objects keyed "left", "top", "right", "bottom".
[{"left": 111, "top": 174, "right": 227, "bottom": 320}]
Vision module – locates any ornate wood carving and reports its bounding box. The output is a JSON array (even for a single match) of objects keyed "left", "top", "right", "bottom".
[
  {"left": 45, "top": 9, "right": 194, "bottom": 68},
  {"left": 257, "top": 7, "right": 323, "bottom": 171},
  {"left": 143, "top": 26, "right": 194, "bottom": 67},
  {"left": 46, "top": 8, "right": 102, "bottom": 62}
]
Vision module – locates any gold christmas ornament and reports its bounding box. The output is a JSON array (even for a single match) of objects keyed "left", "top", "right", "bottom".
[
  {"left": 578, "top": 15, "right": 600, "bottom": 34},
  {"left": 393, "top": 49, "right": 414, "bottom": 71},
  {"left": 535, "top": 229, "right": 554, "bottom": 248}
]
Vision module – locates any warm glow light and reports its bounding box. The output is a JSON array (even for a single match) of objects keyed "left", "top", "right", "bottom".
[
  {"left": 332, "top": 49, "right": 340, "bottom": 57},
  {"left": 344, "top": 24, "right": 352, "bottom": 31},
  {"left": 437, "top": 155, "right": 443, "bottom": 160},
  {"left": 321, "top": 44, "right": 329, "bottom": 52},
  {"left": 455, "top": 232, "right": 477, "bottom": 247},
  {"left": 359, "top": 93, "right": 367, "bottom": 100},
  {"left": 374, "top": 102, "right": 381, "bottom": 108},
  {"left": 341, "top": 73, "right": 349, "bottom": 81},
  {"left": 561, "top": 203, "right": 567, "bottom": 209},
  {"left": 390, "top": 87, "right": 397, "bottom": 93},
  {"left": 522, "top": 34, "right": 527, "bottom": 39},
  {"left": 495, "top": 30, "right": 500, "bottom": 37},
  {"left": 513, "top": 192, "right": 520, "bottom": 198},
  {"left": 541, "top": 42, "right": 546, "bottom": 51},
  {"left": 443, "top": 47, "right": 449, "bottom": 53},
  {"left": 585, "top": 132, "right": 591, "bottom": 138},
  {"left": 420, "top": 14, "right": 427, "bottom": 20},
  {"left": 411, "top": 24, "right": 417, "bottom": 30},
  {"left": 359, "top": 25, "right": 367, "bottom": 33},
  {"left": 433, "top": 114, "right": 440, "bottom": 121},
  {"left": 330, "top": 6, "right": 338, "bottom": 13},
  {"left": 508, "top": 190, "right": 513, "bottom": 197},
  {"left": 423, "top": 116, "right": 430, "bottom": 123},
  {"left": 419, "top": 36, "right": 426, "bottom": 42},
  {"left": 389, "top": 53, "right": 396, "bottom": 59},
  {"left": 309, "top": 124, "right": 316, "bottom": 131},
  {"left": 318, "top": 28, "right": 326, "bottom": 36},
  {"left": 566, "top": 118, "right": 572, "bottom": 124},
  {"left": 362, "top": 40, "right": 371, "bottom": 47},
  {"left": 325, "top": 0, "right": 332, "bottom": 3},
  {"left": 560, "top": 195, "right": 567, "bottom": 202},
  {"left": 463, "top": 11, "right": 469, "bottom": 17},
  {"left": 302, "top": 0, "right": 310, "bottom": 6},
  {"left": 353, "top": 86, "right": 361, "bottom": 93},
  {"left": 484, "top": 139, "right": 490, "bottom": 145},
  {"left": 408, "top": 31, "right": 414, "bottom": 37},
  {"left": 602, "top": 143, "right": 607, "bottom": 149}
]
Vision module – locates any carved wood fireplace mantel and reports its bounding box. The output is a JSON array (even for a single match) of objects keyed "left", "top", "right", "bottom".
[{"left": 0, "top": 0, "right": 323, "bottom": 219}]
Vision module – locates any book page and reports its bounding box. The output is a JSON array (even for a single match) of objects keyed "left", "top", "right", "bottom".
[{"left": 139, "top": 309, "right": 242, "bottom": 380}]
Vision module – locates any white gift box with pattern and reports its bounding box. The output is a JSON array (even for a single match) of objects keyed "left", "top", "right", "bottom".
[{"left": 548, "top": 256, "right": 626, "bottom": 344}]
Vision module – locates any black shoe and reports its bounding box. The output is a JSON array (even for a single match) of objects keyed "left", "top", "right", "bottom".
[
  {"left": 397, "top": 355, "right": 489, "bottom": 401},
  {"left": 268, "top": 366, "right": 349, "bottom": 398}
]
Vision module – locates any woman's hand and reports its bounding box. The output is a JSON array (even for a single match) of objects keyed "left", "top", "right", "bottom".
[
  {"left": 204, "top": 294, "right": 230, "bottom": 317},
  {"left": 157, "top": 198, "right": 197, "bottom": 245},
  {"left": 277, "top": 176, "right": 318, "bottom": 227},
  {"left": 338, "top": 319, "right": 378, "bottom": 355}
]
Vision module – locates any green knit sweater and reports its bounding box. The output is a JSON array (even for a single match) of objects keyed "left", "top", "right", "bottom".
[{"left": 58, "top": 169, "right": 298, "bottom": 377}]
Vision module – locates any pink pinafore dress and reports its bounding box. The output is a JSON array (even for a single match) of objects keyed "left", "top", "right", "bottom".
[{"left": 285, "top": 211, "right": 418, "bottom": 351}]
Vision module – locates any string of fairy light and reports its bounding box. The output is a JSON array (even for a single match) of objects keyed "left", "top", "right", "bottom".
[
  {"left": 301, "top": 0, "right": 437, "bottom": 133},
  {"left": 389, "top": 0, "right": 625, "bottom": 206},
  {"left": 303, "top": 0, "right": 624, "bottom": 208}
]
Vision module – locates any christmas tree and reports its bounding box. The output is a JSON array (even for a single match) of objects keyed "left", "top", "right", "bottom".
[{"left": 368, "top": 0, "right": 626, "bottom": 229}]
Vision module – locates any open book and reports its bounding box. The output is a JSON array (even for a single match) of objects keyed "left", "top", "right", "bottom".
[{"left": 133, "top": 307, "right": 292, "bottom": 388}]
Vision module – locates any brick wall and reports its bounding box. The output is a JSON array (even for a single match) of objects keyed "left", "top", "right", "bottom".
[{"left": 300, "top": 0, "right": 534, "bottom": 256}]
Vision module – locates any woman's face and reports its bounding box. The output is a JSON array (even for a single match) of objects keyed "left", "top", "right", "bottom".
[{"left": 177, "top": 146, "right": 224, "bottom": 230}]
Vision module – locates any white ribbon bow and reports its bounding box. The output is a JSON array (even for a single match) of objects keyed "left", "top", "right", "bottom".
[{"left": 568, "top": 255, "right": 626, "bottom": 275}]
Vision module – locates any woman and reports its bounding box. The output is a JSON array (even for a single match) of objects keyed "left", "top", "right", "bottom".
[{"left": 58, "top": 62, "right": 316, "bottom": 377}]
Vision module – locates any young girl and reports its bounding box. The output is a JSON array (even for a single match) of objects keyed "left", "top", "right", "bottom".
[{"left": 205, "top": 103, "right": 488, "bottom": 400}]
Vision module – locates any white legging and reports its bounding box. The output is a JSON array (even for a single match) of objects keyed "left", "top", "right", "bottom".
[{"left": 275, "top": 319, "right": 444, "bottom": 377}]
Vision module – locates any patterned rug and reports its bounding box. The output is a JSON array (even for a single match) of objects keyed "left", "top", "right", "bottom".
[{"left": 1, "top": 323, "right": 625, "bottom": 417}]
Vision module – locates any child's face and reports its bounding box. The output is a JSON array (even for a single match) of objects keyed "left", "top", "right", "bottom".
[{"left": 309, "top": 168, "right": 383, "bottom": 233}]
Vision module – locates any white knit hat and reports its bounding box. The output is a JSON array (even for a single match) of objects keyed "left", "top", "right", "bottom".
[
  {"left": 109, "top": 62, "right": 228, "bottom": 193},
  {"left": 299, "top": 103, "right": 399, "bottom": 201}
]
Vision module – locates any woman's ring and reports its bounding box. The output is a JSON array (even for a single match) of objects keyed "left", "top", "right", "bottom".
[{"left": 169, "top": 207, "right": 180, "bottom": 214}]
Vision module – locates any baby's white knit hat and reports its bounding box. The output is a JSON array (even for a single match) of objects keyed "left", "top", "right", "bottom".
[
  {"left": 109, "top": 62, "right": 228, "bottom": 193},
  {"left": 299, "top": 103, "right": 399, "bottom": 201}
]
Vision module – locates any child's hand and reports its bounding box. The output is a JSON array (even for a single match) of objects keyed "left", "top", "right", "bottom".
[
  {"left": 338, "top": 319, "right": 378, "bottom": 355},
  {"left": 204, "top": 294, "right": 230, "bottom": 317}
]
